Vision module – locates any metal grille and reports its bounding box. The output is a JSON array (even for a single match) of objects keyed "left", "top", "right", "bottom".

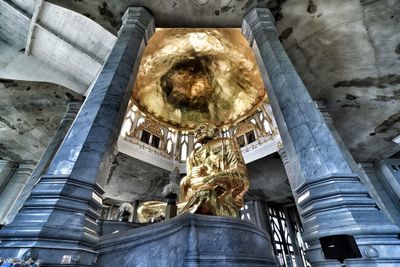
[{"left": 267, "top": 206, "right": 311, "bottom": 267}]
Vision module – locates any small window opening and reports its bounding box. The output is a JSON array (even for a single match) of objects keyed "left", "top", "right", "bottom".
[{"left": 141, "top": 130, "right": 151, "bottom": 143}]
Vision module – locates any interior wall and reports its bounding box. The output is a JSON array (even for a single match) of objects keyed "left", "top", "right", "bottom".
[
  {"left": 103, "top": 152, "right": 170, "bottom": 203},
  {"left": 103, "top": 151, "right": 293, "bottom": 206},
  {"left": 246, "top": 153, "right": 293, "bottom": 205}
]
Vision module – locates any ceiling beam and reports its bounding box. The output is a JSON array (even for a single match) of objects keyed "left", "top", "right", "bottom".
[
  {"left": 25, "top": 0, "right": 43, "bottom": 55},
  {"left": 2, "top": 0, "right": 104, "bottom": 63}
]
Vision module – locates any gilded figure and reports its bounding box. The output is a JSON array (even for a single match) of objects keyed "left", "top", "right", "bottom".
[{"left": 138, "top": 123, "right": 249, "bottom": 222}]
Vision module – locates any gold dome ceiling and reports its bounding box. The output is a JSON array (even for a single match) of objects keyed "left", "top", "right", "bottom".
[{"left": 132, "top": 28, "right": 266, "bottom": 130}]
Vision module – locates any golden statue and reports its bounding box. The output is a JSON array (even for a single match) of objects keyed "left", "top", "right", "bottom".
[{"left": 137, "top": 123, "right": 249, "bottom": 222}]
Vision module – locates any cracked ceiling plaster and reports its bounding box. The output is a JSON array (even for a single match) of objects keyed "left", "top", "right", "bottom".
[
  {"left": 0, "top": 0, "right": 400, "bottom": 165},
  {"left": 47, "top": 0, "right": 400, "bottom": 161},
  {"left": 0, "top": 80, "right": 83, "bottom": 163}
]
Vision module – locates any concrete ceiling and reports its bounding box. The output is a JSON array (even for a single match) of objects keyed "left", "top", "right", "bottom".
[
  {"left": 47, "top": 0, "right": 280, "bottom": 33},
  {"left": 0, "top": 0, "right": 399, "bottom": 166},
  {"left": 277, "top": 0, "right": 400, "bottom": 162},
  {"left": 104, "top": 153, "right": 170, "bottom": 202},
  {"left": 39, "top": 0, "right": 400, "bottom": 162},
  {"left": 0, "top": 79, "right": 83, "bottom": 163},
  {"left": 246, "top": 153, "right": 293, "bottom": 205},
  {"left": 0, "top": 0, "right": 116, "bottom": 94}
]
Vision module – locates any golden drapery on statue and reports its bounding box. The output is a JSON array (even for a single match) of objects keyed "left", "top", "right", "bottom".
[{"left": 137, "top": 123, "right": 249, "bottom": 222}]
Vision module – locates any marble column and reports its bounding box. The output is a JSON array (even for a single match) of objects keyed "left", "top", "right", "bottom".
[
  {"left": 0, "top": 160, "right": 17, "bottom": 196},
  {"left": 0, "top": 7, "right": 154, "bottom": 266},
  {"left": 2, "top": 102, "right": 81, "bottom": 225},
  {"left": 283, "top": 206, "right": 306, "bottom": 267},
  {"left": 315, "top": 100, "right": 400, "bottom": 226},
  {"left": 242, "top": 8, "right": 400, "bottom": 266},
  {"left": 277, "top": 148, "right": 306, "bottom": 267},
  {"left": 359, "top": 162, "right": 400, "bottom": 226},
  {"left": 376, "top": 159, "right": 400, "bottom": 205},
  {"left": 277, "top": 147, "right": 290, "bottom": 176},
  {"left": 164, "top": 169, "right": 180, "bottom": 219},
  {"left": 0, "top": 164, "right": 34, "bottom": 225}
]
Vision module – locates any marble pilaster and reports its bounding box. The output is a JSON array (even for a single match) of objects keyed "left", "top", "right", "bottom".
[
  {"left": 2, "top": 102, "right": 81, "bottom": 225},
  {"left": 315, "top": 100, "right": 400, "bottom": 226},
  {"left": 0, "top": 164, "right": 34, "bottom": 225},
  {"left": 242, "top": 8, "right": 400, "bottom": 266},
  {"left": 0, "top": 7, "right": 154, "bottom": 266},
  {"left": 376, "top": 159, "right": 400, "bottom": 206},
  {"left": 359, "top": 162, "right": 400, "bottom": 226},
  {"left": 0, "top": 160, "right": 17, "bottom": 196}
]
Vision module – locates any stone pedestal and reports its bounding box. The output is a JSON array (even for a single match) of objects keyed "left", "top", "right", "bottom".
[
  {"left": 95, "top": 214, "right": 277, "bottom": 267},
  {"left": 242, "top": 8, "right": 400, "bottom": 266},
  {"left": 0, "top": 7, "right": 154, "bottom": 266}
]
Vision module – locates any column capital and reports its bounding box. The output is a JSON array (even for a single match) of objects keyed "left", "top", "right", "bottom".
[
  {"left": 168, "top": 167, "right": 180, "bottom": 185},
  {"left": 277, "top": 147, "right": 289, "bottom": 166},
  {"left": 0, "top": 160, "right": 18, "bottom": 168},
  {"left": 62, "top": 101, "right": 82, "bottom": 121},
  {"left": 66, "top": 101, "right": 82, "bottom": 112},
  {"left": 358, "top": 162, "right": 375, "bottom": 172},
  {"left": 120, "top": 7, "right": 155, "bottom": 44},
  {"left": 241, "top": 8, "right": 276, "bottom": 45},
  {"left": 17, "top": 163, "right": 35, "bottom": 172},
  {"left": 314, "top": 100, "right": 333, "bottom": 123}
]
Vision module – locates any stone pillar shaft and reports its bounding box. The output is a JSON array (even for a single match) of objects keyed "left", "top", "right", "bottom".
[
  {"left": 242, "top": 8, "right": 400, "bottom": 266},
  {"left": 0, "top": 7, "right": 154, "bottom": 266}
]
